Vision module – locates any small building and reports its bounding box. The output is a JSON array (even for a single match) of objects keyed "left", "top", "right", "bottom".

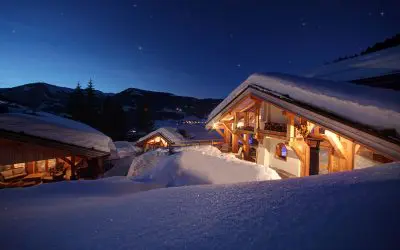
[
  {"left": 206, "top": 73, "right": 400, "bottom": 177},
  {"left": 0, "top": 111, "right": 114, "bottom": 185},
  {"left": 136, "top": 127, "right": 186, "bottom": 151},
  {"left": 136, "top": 126, "right": 223, "bottom": 151}
]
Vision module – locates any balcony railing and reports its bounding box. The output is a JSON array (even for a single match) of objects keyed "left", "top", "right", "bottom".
[{"left": 263, "top": 122, "right": 287, "bottom": 133}]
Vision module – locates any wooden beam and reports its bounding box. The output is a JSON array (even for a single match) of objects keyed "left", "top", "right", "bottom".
[
  {"left": 239, "top": 101, "right": 256, "bottom": 113},
  {"left": 341, "top": 137, "right": 355, "bottom": 171},
  {"left": 290, "top": 139, "right": 310, "bottom": 177},
  {"left": 220, "top": 94, "right": 252, "bottom": 120},
  {"left": 243, "top": 134, "right": 250, "bottom": 160},
  {"left": 355, "top": 144, "right": 361, "bottom": 154},
  {"left": 215, "top": 128, "right": 225, "bottom": 138},
  {"left": 222, "top": 122, "right": 233, "bottom": 134},
  {"left": 323, "top": 131, "right": 346, "bottom": 159},
  {"left": 59, "top": 156, "right": 74, "bottom": 166},
  {"left": 286, "top": 113, "right": 295, "bottom": 143},
  {"left": 232, "top": 133, "right": 239, "bottom": 153},
  {"left": 249, "top": 94, "right": 264, "bottom": 103},
  {"left": 244, "top": 111, "right": 249, "bottom": 127}
]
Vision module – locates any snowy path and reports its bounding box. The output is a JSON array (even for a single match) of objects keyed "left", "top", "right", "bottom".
[{"left": 0, "top": 163, "right": 399, "bottom": 249}]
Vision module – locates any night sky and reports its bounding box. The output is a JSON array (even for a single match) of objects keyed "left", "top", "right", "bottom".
[{"left": 0, "top": 0, "right": 399, "bottom": 98}]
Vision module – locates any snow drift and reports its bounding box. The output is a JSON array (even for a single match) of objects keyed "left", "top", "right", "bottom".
[
  {"left": 114, "top": 141, "right": 142, "bottom": 158},
  {"left": 129, "top": 145, "right": 280, "bottom": 186},
  {"left": 0, "top": 163, "right": 399, "bottom": 249}
]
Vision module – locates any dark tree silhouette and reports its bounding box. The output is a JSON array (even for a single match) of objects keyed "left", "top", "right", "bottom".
[
  {"left": 84, "top": 79, "right": 98, "bottom": 127},
  {"left": 67, "top": 82, "right": 85, "bottom": 121},
  {"left": 100, "top": 96, "right": 127, "bottom": 140}
]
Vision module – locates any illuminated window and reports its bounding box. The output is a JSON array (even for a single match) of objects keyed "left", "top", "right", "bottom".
[
  {"left": 13, "top": 162, "right": 25, "bottom": 169},
  {"left": 36, "top": 160, "right": 46, "bottom": 173},
  {"left": 48, "top": 159, "right": 56, "bottom": 170},
  {"left": 0, "top": 164, "right": 12, "bottom": 172},
  {"left": 275, "top": 143, "right": 287, "bottom": 161}
]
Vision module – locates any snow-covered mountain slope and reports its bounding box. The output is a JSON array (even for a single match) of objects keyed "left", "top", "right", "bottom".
[
  {"left": 0, "top": 163, "right": 399, "bottom": 249},
  {"left": 305, "top": 45, "right": 400, "bottom": 81}
]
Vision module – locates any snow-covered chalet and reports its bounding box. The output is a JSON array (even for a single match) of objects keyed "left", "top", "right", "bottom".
[
  {"left": 206, "top": 73, "right": 400, "bottom": 177},
  {"left": 0, "top": 109, "right": 114, "bottom": 186}
]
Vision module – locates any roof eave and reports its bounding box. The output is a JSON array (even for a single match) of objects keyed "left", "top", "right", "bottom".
[{"left": 205, "top": 85, "right": 400, "bottom": 160}]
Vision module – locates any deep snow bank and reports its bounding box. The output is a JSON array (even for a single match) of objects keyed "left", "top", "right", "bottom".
[
  {"left": 0, "top": 163, "right": 399, "bottom": 249},
  {"left": 114, "top": 141, "right": 142, "bottom": 158},
  {"left": 128, "top": 146, "right": 280, "bottom": 186}
]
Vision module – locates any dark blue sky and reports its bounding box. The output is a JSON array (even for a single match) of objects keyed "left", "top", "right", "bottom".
[{"left": 0, "top": 0, "right": 399, "bottom": 98}]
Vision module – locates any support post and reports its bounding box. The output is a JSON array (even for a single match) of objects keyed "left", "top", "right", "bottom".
[
  {"left": 70, "top": 155, "right": 77, "bottom": 180},
  {"left": 243, "top": 133, "right": 250, "bottom": 160},
  {"left": 232, "top": 133, "right": 239, "bottom": 153},
  {"left": 224, "top": 127, "right": 231, "bottom": 144},
  {"left": 286, "top": 113, "right": 295, "bottom": 143}
]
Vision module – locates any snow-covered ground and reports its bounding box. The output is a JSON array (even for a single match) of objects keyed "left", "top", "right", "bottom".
[
  {"left": 104, "top": 155, "right": 137, "bottom": 177},
  {"left": 128, "top": 146, "right": 280, "bottom": 186},
  {"left": 208, "top": 73, "right": 400, "bottom": 135},
  {"left": 0, "top": 163, "right": 399, "bottom": 249},
  {"left": 0, "top": 111, "right": 115, "bottom": 153},
  {"left": 113, "top": 141, "right": 142, "bottom": 158}
]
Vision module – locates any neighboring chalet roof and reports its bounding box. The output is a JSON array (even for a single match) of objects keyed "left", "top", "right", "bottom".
[
  {"left": 0, "top": 111, "right": 114, "bottom": 155},
  {"left": 136, "top": 127, "right": 186, "bottom": 145},
  {"left": 305, "top": 46, "right": 400, "bottom": 82},
  {"left": 177, "top": 124, "right": 223, "bottom": 141},
  {"left": 206, "top": 73, "right": 400, "bottom": 159}
]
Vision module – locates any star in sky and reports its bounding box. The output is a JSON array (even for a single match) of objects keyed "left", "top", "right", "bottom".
[
  {"left": 301, "top": 22, "right": 307, "bottom": 27},
  {"left": 138, "top": 46, "right": 143, "bottom": 51},
  {"left": 380, "top": 11, "right": 385, "bottom": 17},
  {"left": 236, "top": 63, "right": 241, "bottom": 68},
  {"left": 133, "top": 4, "right": 137, "bottom": 8},
  {"left": 12, "top": 29, "right": 16, "bottom": 33}
]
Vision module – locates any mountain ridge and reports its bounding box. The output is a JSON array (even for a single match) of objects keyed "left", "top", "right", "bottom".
[{"left": 0, "top": 82, "right": 222, "bottom": 120}]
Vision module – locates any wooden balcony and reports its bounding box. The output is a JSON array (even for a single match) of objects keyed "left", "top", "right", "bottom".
[{"left": 257, "top": 122, "right": 287, "bottom": 139}]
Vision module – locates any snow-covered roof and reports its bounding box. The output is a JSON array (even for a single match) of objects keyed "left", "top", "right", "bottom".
[
  {"left": 136, "top": 127, "right": 186, "bottom": 145},
  {"left": 207, "top": 73, "right": 400, "bottom": 137},
  {"left": 177, "top": 124, "right": 223, "bottom": 141},
  {"left": 0, "top": 111, "right": 114, "bottom": 153},
  {"left": 305, "top": 46, "right": 400, "bottom": 81}
]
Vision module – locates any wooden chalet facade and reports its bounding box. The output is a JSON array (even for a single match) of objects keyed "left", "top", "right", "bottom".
[
  {"left": 0, "top": 129, "right": 109, "bottom": 186},
  {"left": 136, "top": 132, "right": 170, "bottom": 151},
  {"left": 0, "top": 111, "right": 113, "bottom": 187},
  {"left": 206, "top": 74, "right": 400, "bottom": 177}
]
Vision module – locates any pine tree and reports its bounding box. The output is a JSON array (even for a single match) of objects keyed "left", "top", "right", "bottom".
[
  {"left": 86, "top": 79, "right": 95, "bottom": 101},
  {"left": 84, "top": 78, "right": 98, "bottom": 127},
  {"left": 68, "top": 82, "right": 85, "bottom": 121}
]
